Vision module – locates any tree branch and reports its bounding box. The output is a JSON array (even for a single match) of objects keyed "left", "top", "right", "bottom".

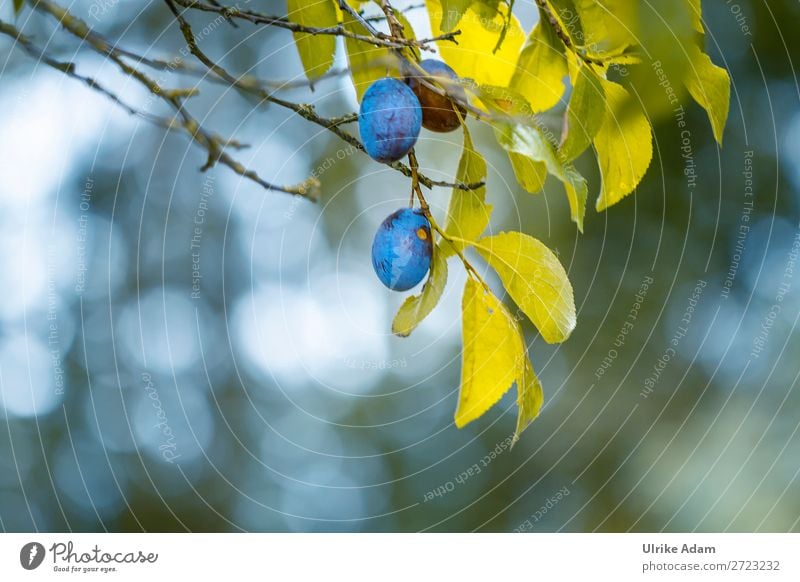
[
  {"left": 171, "top": 0, "right": 459, "bottom": 51},
  {"left": 11, "top": 0, "right": 483, "bottom": 197},
  {"left": 163, "top": 0, "right": 482, "bottom": 191},
  {"left": 1, "top": 21, "right": 161, "bottom": 125},
  {"left": 25, "top": 0, "right": 321, "bottom": 199},
  {"left": 534, "top": 0, "right": 604, "bottom": 66}
]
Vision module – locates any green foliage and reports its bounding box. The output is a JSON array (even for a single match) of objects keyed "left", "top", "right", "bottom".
[
  {"left": 285, "top": 0, "right": 731, "bottom": 440},
  {"left": 14, "top": 0, "right": 24, "bottom": 15}
]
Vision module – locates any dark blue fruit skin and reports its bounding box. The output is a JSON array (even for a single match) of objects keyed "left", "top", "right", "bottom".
[
  {"left": 359, "top": 78, "right": 422, "bottom": 163},
  {"left": 371, "top": 208, "right": 433, "bottom": 291},
  {"left": 406, "top": 59, "right": 465, "bottom": 133}
]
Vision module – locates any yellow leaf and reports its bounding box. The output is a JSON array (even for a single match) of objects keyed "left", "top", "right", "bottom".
[
  {"left": 514, "top": 355, "right": 544, "bottom": 443},
  {"left": 474, "top": 231, "right": 576, "bottom": 344},
  {"left": 554, "top": 0, "right": 638, "bottom": 55},
  {"left": 439, "top": 0, "right": 473, "bottom": 33},
  {"left": 288, "top": 0, "right": 338, "bottom": 82},
  {"left": 593, "top": 78, "right": 653, "bottom": 211},
  {"left": 559, "top": 63, "right": 605, "bottom": 162},
  {"left": 442, "top": 124, "right": 491, "bottom": 255},
  {"left": 508, "top": 152, "right": 547, "bottom": 194},
  {"left": 684, "top": 44, "right": 730, "bottom": 145},
  {"left": 427, "top": 0, "right": 525, "bottom": 87},
  {"left": 492, "top": 121, "right": 588, "bottom": 231},
  {"left": 684, "top": 0, "right": 704, "bottom": 34},
  {"left": 456, "top": 277, "right": 525, "bottom": 428},
  {"left": 342, "top": 8, "right": 398, "bottom": 100},
  {"left": 392, "top": 249, "right": 448, "bottom": 337},
  {"left": 510, "top": 13, "right": 568, "bottom": 112}
]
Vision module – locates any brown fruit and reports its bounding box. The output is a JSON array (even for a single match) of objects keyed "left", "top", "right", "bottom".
[{"left": 406, "top": 59, "right": 465, "bottom": 133}]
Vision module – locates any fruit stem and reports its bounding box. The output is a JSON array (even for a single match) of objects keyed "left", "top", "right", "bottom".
[
  {"left": 408, "top": 149, "right": 420, "bottom": 207},
  {"left": 407, "top": 150, "right": 490, "bottom": 291}
]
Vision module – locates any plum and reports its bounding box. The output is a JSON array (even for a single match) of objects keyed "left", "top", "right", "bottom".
[
  {"left": 371, "top": 208, "right": 433, "bottom": 291},
  {"left": 406, "top": 59, "right": 465, "bottom": 133},
  {"left": 359, "top": 78, "right": 422, "bottom": 163}
]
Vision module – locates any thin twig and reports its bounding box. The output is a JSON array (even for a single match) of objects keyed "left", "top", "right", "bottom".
[
  {"left": 172, "top": 0, "right": 458, "bottom": 51},
  {"left": 0, "top": 20, "right": 178, "bottom": 132},
  {"left": 363, "top": 2, "right": 425, "bottom": 22},
  {"left": 408, "top": 150, "right": 488, "bottom": 289},
  {"left": 534, "top": 0, "right": 604, "bottom": 66},
  {"left": 164, "top": 0, "right": 481, "bottom": 192},
  {"left": 28, "top": 0, "right": 320, "bottom": 199}
]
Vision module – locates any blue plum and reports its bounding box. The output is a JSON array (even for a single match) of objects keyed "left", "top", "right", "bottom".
[
  {"left": 406, "top": 59, "right": 465, "bottom": 133},
  {"left": 359, "top": 78, "right": 422, "bottom": 163},
  {"left": 371, "top": 208, "right": 433, "bottom": 291}
]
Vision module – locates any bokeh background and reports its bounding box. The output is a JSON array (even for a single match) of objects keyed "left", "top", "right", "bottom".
[{"left": 1, "top": 0, "right": 799, "bottom": 532}]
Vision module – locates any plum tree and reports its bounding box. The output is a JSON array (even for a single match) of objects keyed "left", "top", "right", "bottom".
[
  {"left": 4, "top": 0, "right": 730, "bottom": 441},
  {"left": 359, "top": 78, "right": 422, "bottom": 163},
  {"left": 371, "top": 208, "right": 432, "bottom": 291},
  {"left": 406, "top": 59, "right": 465, "bottom": 133}
]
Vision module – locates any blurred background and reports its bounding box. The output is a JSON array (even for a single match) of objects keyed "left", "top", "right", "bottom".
[{"left": 0, "top": 0, "right": 798, "bottom": 532}]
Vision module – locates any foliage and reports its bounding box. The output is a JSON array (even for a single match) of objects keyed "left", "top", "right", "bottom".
[{"left": 284, "top": 0, "right": 730, "bottom": 441}]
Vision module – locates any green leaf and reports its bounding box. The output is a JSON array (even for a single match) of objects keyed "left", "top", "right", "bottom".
[
  {"left": 456, "top": 277, "right": 525, "bottom": 428},
  {"left": 510, "top": 12, "right": 568, "bottom": 113},
  {"left": 514, "top": 355, "right": 544, "bottom": 443},
  {"left": 442, "top": 124, "right": 491, "bottom": 256},
  {"left": 593, "top": 78, "right": 653, "bottom": 211},
  {"left": 392, "top": 249, "right": 448, "bottom": 337},
  {"left": 473, "top": 231, "right": 576, "bottom": 344},
  {"left": 427, "top": 0, "right": 525, "bottom": 86},
  {"left": 493, "top": 121, "right": 588, "bottom": 231},
  {"left": 342, "top": 8, "right": 397, "bottom": 100},
  {"left": 14, "top": 0, "right": 24, "bottom": 14},
  {"left": 559, "top": 63, "right": 605, "bottom": 162},
  {"left": 287, "top": 0, "right": 337, "bottom": 83},
  {"left": 684, "top": 44, "right": 730, "bottom": 145}
]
